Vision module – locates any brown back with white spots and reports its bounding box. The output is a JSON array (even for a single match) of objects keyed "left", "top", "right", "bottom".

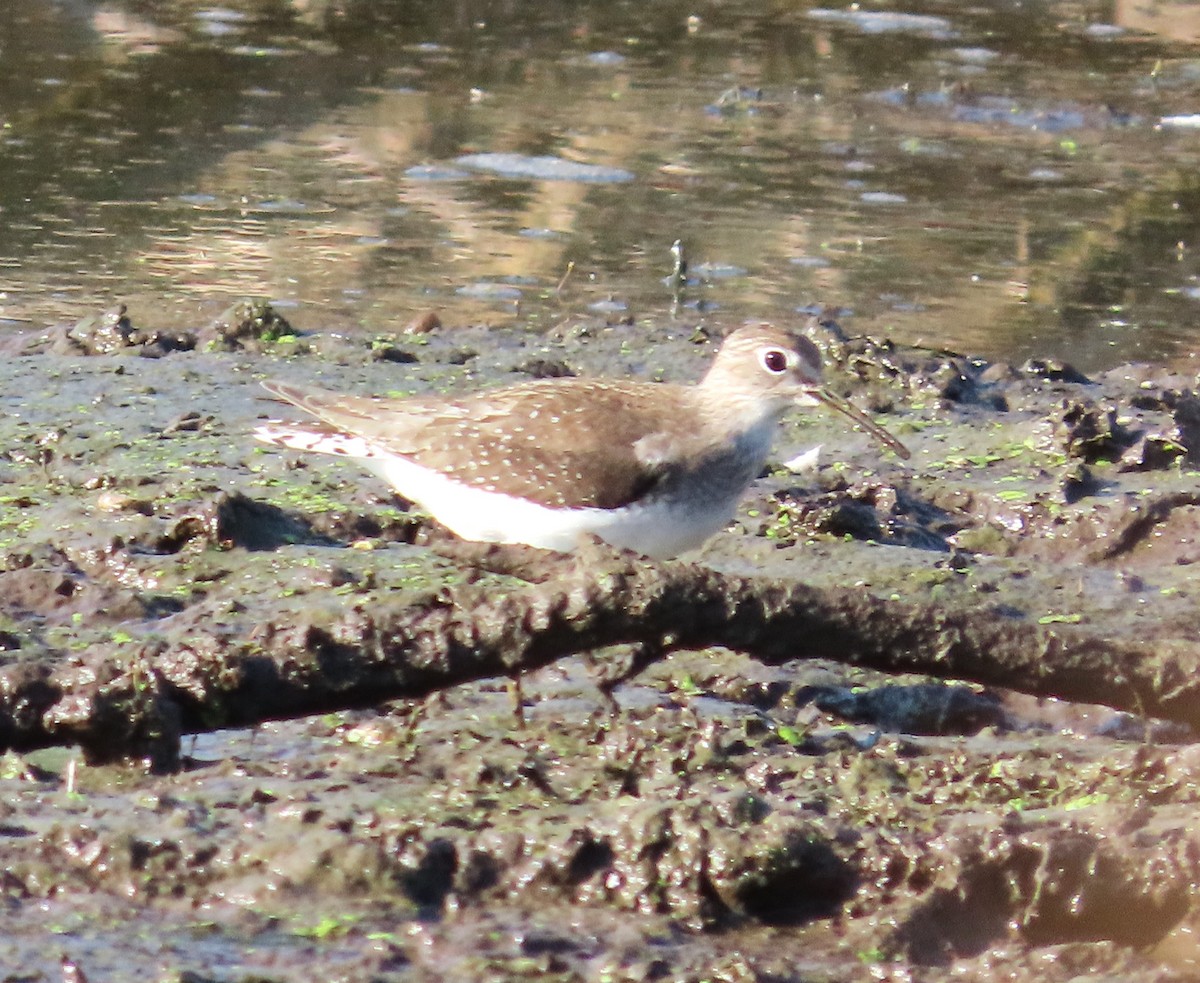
[{"left": 261, "top": 324, "right": 820, "bottom": 510}]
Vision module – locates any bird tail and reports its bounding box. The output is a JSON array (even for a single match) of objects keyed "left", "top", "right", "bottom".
[{"left": 253, "top": 423, "right": 380, "bottom": 460}]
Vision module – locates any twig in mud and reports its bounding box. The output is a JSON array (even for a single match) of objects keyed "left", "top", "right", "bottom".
[{"left": 555, "top": 261, "right": 575, "bottom": 296}]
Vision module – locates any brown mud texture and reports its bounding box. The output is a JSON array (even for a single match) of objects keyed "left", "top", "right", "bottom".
[{"left": 2, "top": 304, "right": 1200, "bottom": 981}]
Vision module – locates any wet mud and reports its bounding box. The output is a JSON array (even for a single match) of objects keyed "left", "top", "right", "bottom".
[{"left": 3, "top": 305, "right": 1200, "bottom": 980}]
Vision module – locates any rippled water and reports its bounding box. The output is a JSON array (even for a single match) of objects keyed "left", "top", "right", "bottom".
[{"left": 5, "top": 0, "right": 1200, "bottom": 368}]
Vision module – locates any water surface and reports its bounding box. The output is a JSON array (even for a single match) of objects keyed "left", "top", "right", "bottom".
[{"left": 4, "top": 0, "right": 1200, "bottom": 369}]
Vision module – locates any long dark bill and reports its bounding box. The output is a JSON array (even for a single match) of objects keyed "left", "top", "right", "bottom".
[{"left": 811, "top": 389, "right": 912, "bottom": 460}]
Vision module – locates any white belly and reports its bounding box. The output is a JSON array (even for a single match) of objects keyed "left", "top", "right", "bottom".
[{"left": 368, "top": 455, "right": 739, "bottom": 559}]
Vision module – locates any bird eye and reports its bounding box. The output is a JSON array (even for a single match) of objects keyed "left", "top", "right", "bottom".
[{"left": 761, "top": 348, "right": 789, "bottom": 374}]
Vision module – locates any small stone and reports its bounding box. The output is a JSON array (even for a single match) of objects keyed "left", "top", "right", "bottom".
[
  {"left": 1023, "top": 358, "right": 1092, "bottom": 385},
  {"left": 200, "top": 299, "right": 294, "bottom": 351},
  {"left": 161, "top": 412, "right": 208, "bottom": 435},
  {"left": 69, "top": 304, "right": 135, "bottom": 354},
  {"left": 978, "top": 361, "right": 1019, "bottom": 384},
  {"left": 403, "top": 310, "right": 442, "bottom": 334},
  {"left": 96, "top": 491, "right": 153, "bottom": 515}
]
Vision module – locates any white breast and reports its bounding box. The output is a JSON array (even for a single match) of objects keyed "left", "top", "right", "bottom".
[{"left": 367, "top": 454, "right": 739, "bottom": 559}]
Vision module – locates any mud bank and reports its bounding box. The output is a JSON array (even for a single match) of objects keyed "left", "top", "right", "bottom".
[{"left": 2, "top": 306, "right": 1200, "bottom": 980}]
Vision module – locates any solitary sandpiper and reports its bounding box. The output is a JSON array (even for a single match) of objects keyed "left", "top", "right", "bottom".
[{"left": 254, "top": 324, "right": 909, "bottom": 558}]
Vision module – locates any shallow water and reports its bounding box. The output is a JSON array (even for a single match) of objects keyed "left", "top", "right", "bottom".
[{"left": 5, "top": 1, "right": 1200, "bottom": 369}]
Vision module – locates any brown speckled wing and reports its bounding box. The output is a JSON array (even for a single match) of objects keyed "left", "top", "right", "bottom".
[{"left": 262, "top": 380, "right": 700, "bottom": 510}]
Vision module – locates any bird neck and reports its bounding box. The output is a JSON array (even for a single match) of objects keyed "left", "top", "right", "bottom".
[{"left": 695, "top": 377, "right": 790, "bottom": 437}]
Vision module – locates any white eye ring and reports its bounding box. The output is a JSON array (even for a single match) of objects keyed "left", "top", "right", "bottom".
[{"left": 760, "top": 347, "right": 791, "bottom": 374}]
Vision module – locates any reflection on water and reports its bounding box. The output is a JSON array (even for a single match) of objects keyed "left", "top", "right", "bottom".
[{"left": 4, "top": 0, "right": 1200, "bottom": 368}]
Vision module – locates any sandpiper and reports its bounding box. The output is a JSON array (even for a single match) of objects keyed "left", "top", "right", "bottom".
[{"left": 254, "top": 324, "right": 909, "bottom": 558}]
